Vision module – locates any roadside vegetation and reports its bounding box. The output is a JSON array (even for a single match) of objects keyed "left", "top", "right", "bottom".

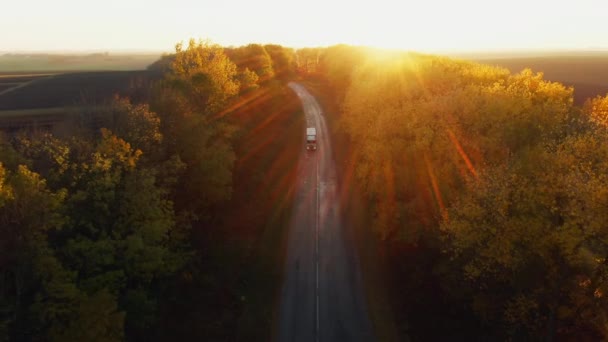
[
  {"left": 0, "top": 39, "right": 300, "bottom": 341},
  {"left": 306, "top": 45, "right": 608, "bottom": 340}
]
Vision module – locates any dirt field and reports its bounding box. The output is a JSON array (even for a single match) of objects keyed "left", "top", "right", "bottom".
[
  {"left": 0, "top": 73, "right": 53, "bottom": 96},
  {"left": 0, "top": 53, "right": 161, "bottom": 115},
  {"left": 0, "top": 53, "right": 160, "bottom": 72},
  {"left": 0, "top": 70, "right": 159, "bottom": 111}
]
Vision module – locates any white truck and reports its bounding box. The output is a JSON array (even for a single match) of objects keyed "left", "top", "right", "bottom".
[{"left": 306, "top": 127, "right": 317, "bottom": 151}]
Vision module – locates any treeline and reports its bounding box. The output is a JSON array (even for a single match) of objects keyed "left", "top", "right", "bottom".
[
  {"left": 0, "top": 39, "right": 299, "bottom": 341},
  {"left": 315, "top": 45, "right": 608, "bottom": 340}
]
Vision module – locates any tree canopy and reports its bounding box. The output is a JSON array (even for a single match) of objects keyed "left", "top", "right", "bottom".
[
  {"left": 0, "top": 39, "right": 300, "bottom": 341},
  {"left": 317, "top": 45, "right": 608, "bottom": 339}
]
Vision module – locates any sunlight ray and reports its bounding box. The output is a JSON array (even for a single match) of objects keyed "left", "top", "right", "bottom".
[
  {"left": 424, "top": 153, "right": 447, "bottom": 221},
  {"left": 446, "top": 128, "right": 478, "bottom": 179}
]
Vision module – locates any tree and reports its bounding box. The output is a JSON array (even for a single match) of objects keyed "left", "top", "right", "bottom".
[
  {"left": 152, "top": 40, "right": 237, "bottom": 217},
  {"left": 46, "top": 129, "right": 184, "bottom": 338},
  {"left": 316, "top": 45, "right": 608, "bottom": 338},
  {"left": 318, "top": 45, "right": 368, "bottom": 100},
  {"left": 50, "top": 290, "right": 124, "bottom": 342},
  {"left": 264, "top": 44, "right": 296, "bottom": 80},
  {"left": 0, "top": 164, "right": 122, "bottom": 341},
  {"left": 340, "top": 52, "right": 575, "bottom": 240},
  {"left": 89, "top": 97, "right": 163, "bottom": 157},
  {"left": 169, "top": 38, "right": 239, "bottom": 115},
  {"left": 295, "top": 47, "right": 322, "bottom": 75},
  {"left": 225, "top": 44, "right": 274, "bottom": 82},
  {"left": 443, "top": 130, "right": 608, "bottom": 339},
  {"left": 237, "top": 67, "right": 259, "bottom": 92},
  {"left": 584, "top": 94, "right": 608, "bottom": 127}
]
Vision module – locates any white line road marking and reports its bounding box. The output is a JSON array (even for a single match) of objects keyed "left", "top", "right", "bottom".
[{"left": 316, "top": 154, "right": 320, "bottom": 342}]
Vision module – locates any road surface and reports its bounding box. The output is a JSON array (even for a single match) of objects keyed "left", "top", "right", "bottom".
[{"left": 277, "top": 83, "right": 374, "bottom": 342}]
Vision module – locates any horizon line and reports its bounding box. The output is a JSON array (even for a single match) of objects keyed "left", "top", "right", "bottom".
[{"left": 2, "top": 46, "right": 608, "bottom": 56}]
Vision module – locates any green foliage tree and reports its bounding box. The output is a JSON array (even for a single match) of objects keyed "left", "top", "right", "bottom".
[
  {"left": 1, "top": 37, "right": 294, "bottom": 341},
  {"left": 0, "top": 164, "right": 125, "bottom": 341},
  {"left": 2, "top": 125, "right": 189, "bottom": 339},
  {"left": 12, "top": 132, "right": 69, "bottom": 187},
  {"left": 237, "top": 67, "right": 259, "bottom": 92},
  {"left": 0, "top": 134, "right": 28, "bottom": 171},
  {"left": 51, "top": 129, "right": 182, "bottom": 337},
  {"left": 225, "top": 44, "right": 274, "bottom": 82},
  {"left": 169, "top": 39, "right": 239, "bottom": 115},
  {"left": 152, "top": 40, "right": 237, "bottom": 216},
  {"left": 264, "top": 44, "right": 296, "bottom": 80},
  {"left": 97, "top": 97, "right": 163, "bottom": 156},
  {"left": 443, "top": 130, "right": 608, "bottom": 339}
]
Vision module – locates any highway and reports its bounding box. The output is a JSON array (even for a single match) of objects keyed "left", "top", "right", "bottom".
[{"left": 277, "top": 83, "right": 374, "bottom": 342}]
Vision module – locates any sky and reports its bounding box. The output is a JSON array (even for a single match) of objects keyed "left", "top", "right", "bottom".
[{"left": 1, "top": 0, "right": 607, "bottom": 53}]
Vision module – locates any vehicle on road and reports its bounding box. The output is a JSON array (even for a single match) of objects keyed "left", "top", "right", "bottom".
[{"left": 306, "top": 127, "right": 317, "bottom": 151}]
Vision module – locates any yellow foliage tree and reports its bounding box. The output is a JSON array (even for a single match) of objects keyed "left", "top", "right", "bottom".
[
  {"left": 584, "top": 94, "right": 608, "bottom": 127},
  {"left": 170, "top": 38, "right": 239, "bottom": 115},
  {"left": 443, "top": 130, "right": 608, "bottom": 338}
]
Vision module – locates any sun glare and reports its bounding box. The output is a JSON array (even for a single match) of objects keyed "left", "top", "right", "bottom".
[
  {"left": 2, "top": 0, "right": 606, "bottom": 52},
  {"left": 364, "top": 47, "right": 406, "bottom": 62}
]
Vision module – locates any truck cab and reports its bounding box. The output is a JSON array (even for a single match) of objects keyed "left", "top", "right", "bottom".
[{"left": 306, "top": 127, "right": 317, "bottom": 151}]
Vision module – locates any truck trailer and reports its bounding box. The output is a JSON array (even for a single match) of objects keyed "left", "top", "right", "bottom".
[{"left": 306, "top": 127, "right": 317, "bottom": 151}]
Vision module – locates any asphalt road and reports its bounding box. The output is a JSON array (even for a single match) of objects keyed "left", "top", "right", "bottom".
[{"left": 277, "top": 83, "right": 374, "bottom": 342}]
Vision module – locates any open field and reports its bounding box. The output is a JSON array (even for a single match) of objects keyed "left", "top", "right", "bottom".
[
  {"left": 471, "top": 54, "right": 608, "bottom": 104},
  {"left": 0, "top": 70, "right": 162, "bottom": 131},
  {"left": 0, "top": 107, "right": 68, "bottom": 117},
  {"left": 0, "top": 107, "right": 70, "bottom": 131},
  {"left": 0, "top": 70, "right": 160, "bottom": 111},
  {"left": 0, "top": 84, "right": 17, "bottom": 92},
  {"left": 0, "top": 53, "right": 160, "bottom": 72},
  {"left": 0, "top": 73, "right": 54, "bottom": 96},
  {"left": 0, "top": 74, "right": 55, "bottom": 81}
]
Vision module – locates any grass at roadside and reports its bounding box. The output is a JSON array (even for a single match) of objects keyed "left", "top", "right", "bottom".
[{"left": 301, "top": 78, "right": 402, "bottom": 342}]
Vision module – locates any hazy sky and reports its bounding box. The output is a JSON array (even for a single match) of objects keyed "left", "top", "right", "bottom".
[{"left": 2, "top": 0, "right": 607, "bottom": 52}]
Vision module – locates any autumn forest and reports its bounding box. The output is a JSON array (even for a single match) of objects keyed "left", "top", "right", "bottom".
[{"left": 2, "top": 41, "right": 608, "bottom": 341}]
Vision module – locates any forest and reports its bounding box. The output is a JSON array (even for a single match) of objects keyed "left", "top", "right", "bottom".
[
  {"left": 3, "top": 40, "right": 608, "bottom": 341},
  {"left": 310, "top": 45, "right": 608, "bottom": 340},
  {"left": 0, "top": 40, "right": 300, "bottom": 341}
]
